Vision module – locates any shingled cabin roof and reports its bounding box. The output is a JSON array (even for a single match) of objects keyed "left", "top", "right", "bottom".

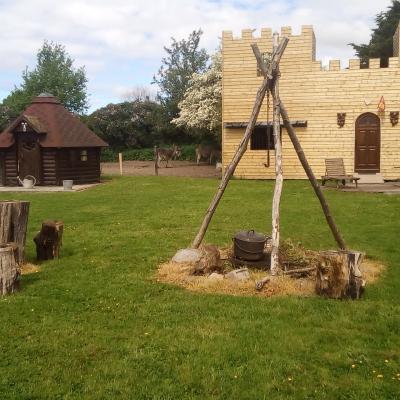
[{"left": 0, "top": 94, "right": 108, "bottom": 148}]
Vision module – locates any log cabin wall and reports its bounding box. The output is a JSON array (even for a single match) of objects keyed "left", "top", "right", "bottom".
[
  {"left": 56, "top": 148, "right": 101, "bottom": 184},
  {"left": 0, "top": 147, "right": 101, "bottom": 186},
  {"left": 222, "top": 25, "right": 400, "bottom": 180},
  {"left": 41, "top": 148, "right": 57, "bottom": 185},
  {"left": 3, "top": 146, "right": 18, "bottom": 186}
]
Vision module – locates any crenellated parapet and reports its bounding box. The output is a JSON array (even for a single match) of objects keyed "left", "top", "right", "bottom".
[
  {"left": 319, "top": 57, "right": 399, "bottom": 72},
  {"left": 222, "top": 24, "right": 399, "bottom": 73},
  {"left": 222, "top": 25, "right": 316, "bottom": 67},
  {"left": 222, "top": 24, "right": 315, "bottom": 41}
]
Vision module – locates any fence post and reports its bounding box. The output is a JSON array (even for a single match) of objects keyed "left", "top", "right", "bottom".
[{"left": 118, "top": 153, "right": 123, "bottom": 176}]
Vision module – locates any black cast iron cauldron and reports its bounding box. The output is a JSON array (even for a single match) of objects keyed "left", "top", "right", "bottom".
[{"left": 233, "top": 230, "right": 267, "bottom": 261}]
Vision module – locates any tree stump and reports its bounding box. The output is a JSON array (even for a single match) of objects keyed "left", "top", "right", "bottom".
[
  {"left": 0, "top": 243, "right": 19, "bottom": 295},
  {"left": 316, "top": 250, "right": 365, "bottom": 299},
  {"left": 34, "top": 220, "right": 64, "bottom": 261},
  {"left": 0, "top": 201, "right": 30, "bottom": 264}
]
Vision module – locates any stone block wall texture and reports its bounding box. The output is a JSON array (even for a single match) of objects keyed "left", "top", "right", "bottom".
[{"left": 222, "top": 25, "right": 400, "bottom": 180}]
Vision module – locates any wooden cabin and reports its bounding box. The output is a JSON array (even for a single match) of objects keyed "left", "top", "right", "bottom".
[
  {"left": 222, "top": 24, "right": 400, "bottom": 181},
  {"left": 0, "top": 94, "right": 108, "bottom": 186}
]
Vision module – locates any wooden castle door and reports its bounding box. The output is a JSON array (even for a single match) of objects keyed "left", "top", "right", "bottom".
[
  {"left": 18, "top": 134, "right": 41, "bottom": 183},
  {"left": 355, "top": 113, "right": 380, "bottom": 173}
]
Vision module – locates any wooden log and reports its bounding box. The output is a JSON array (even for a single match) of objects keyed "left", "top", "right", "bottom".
[
  {"left": 255, "top": 276, "right": 270, "bottom": 291},
  {"left": 270, "top": 32, "right": 283, "bottom": 276},
  {"left": 0, "top": 242, "right": 19, "bottom": 295},
  {"left": 252, "top": 45, "right": 346, "bottom": 251},
  {"left": 0, "top": 200, "right": 30, "bottom": 264},
  {"left": 316, "top": 250, "right": 365, "bottom": 299},
  {"left": 0, "top": 202, "right": 12, "bottom": 243},
  {"left": 34, "top": 220, "right": 64, "bottom": 261},
  {"left": 191, "top": 37, "right": 289, "bottom": 249},
  {"left": 283, "top": 266, "right": 316, "bottom": 275}
]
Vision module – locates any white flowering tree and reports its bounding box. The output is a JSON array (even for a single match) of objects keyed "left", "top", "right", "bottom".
[{"left": 172, "top": 52, "right": 222, "bottom": 137}]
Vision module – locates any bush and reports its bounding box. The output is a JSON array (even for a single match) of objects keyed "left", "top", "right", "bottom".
[{"left": 100, "top": 145, "right": 196, "bottom": 163}]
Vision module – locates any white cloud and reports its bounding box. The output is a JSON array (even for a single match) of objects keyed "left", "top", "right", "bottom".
[{"left": 0, "top": 0, "right": 393, "bottom": 108}]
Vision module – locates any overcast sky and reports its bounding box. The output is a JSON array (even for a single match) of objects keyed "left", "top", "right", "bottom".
[{"left": 0, "top": 0, "right": 393, "bottom": 112}]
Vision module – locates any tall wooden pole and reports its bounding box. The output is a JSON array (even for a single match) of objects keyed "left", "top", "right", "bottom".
[
  {"left": 252, "top": 45, "right": 346, "bottom": 250},
  {"left": 270, "top": 32, "right": 283, "bottom": 275},
  {"left": 191, "top": 38, "right": 289, "bottom": 249},
  {"left": 280, "top": 102, "right": 346, "bottom": 250}
]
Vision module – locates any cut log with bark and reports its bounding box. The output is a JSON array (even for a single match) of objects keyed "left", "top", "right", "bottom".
[
  {"left": 34, "top": 220, "right": 64, "bottom": 261},
  {"left": 316, "top": 250, "right": 365, "bottom": 299},
  {"left": 0, "top": 200, "right": 30, "bottom": 264},
  {"left": 191, "top": 37, "right": 289, "bottom": 249},
  {"left": 0, "top": 242, "right": 19, "bottom": 295}
]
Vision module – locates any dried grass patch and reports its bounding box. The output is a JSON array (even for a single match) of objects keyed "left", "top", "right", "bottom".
[
  {"left": 156, "top": 256, "right": 385, "bottom": 299},
  {"left": 360, "top": 258, "right": 385, "bottom": 283},
  {"left": 20, "top": 263, "right": 40, "bottom": 275},
  {"left": 157, "top": 261, "right": 313, "bottom": 298}
]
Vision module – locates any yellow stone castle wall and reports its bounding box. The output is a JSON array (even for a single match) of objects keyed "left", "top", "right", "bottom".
[{"left": 222, "top": 26, "right": 400, "bottom": 180}]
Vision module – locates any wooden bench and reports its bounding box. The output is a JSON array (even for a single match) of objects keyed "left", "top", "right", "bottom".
[{"left": 321, "top": 158, "right": 360, "bottom": 188}]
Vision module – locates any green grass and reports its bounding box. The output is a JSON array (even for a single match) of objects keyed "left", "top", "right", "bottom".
[{"left": 0, "top": 177, "right": 399, "bottom": 399}]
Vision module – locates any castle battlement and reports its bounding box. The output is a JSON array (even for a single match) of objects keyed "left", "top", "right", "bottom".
[
  {"left": 222, "top": 25, "right": 314, "bottom": 41},
  {"left": 314, "top": 57, "right": 399, "bottom": 72},
  {"left": 223, "top": 24, "right": 399, "bottom": 72}
]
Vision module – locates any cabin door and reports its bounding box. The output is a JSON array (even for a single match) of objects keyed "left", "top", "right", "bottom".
[
  {"left": 17, "top": 134, "right": 41, "bottom": 184},
  {"left": 355, "top": 113, "right": 380, "bottom": 173}
]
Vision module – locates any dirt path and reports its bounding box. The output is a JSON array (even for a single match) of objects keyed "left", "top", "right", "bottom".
[{"left": 101, "top": 160, "right": 221, "bottom": 178}]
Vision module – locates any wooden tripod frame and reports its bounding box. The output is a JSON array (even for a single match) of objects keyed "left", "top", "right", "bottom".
[{"left": 191, "top": 37, "right": 346, "bottom": 261}]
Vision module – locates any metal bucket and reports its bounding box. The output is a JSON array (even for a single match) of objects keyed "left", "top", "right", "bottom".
[
  {"left": 233, "top": 230, "right": 267, "bottom": 261},
  {"left": 63, "top": 180, "right": 73, "bottom": 191}
]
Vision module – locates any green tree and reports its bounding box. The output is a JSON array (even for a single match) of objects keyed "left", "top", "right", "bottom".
[
  {"left": 152, "top": 29, "right": 209, "bottom": 121},
  {"left": 350, "top": 1, "right": 400, "bottom": 67},
  {"left": 0, "top": 104, "right": 15, "bottom": 131},
  {"left": 172, "top": 52, "right": 222, "bottom": 141},
  {"left": 1, "top": 41, "right": 88, "bottom": 128},
  {"left": 87, "top": 100, "right": 164, "bottom": 149}
]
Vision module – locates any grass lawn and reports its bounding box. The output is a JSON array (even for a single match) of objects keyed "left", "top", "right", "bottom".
[{"left": 0, "top": 176, "right": 399, "bottom": 399}]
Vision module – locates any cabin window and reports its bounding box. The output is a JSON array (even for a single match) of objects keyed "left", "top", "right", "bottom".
[
  {"left": 80, "top": 150, "right": 88, "bottom": 162},
  {"left": 68, "top": 149, "right": 88, "bottom": 165},
  {"left": 250, "top": 126, "right": 275, "bottom": 150}
]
